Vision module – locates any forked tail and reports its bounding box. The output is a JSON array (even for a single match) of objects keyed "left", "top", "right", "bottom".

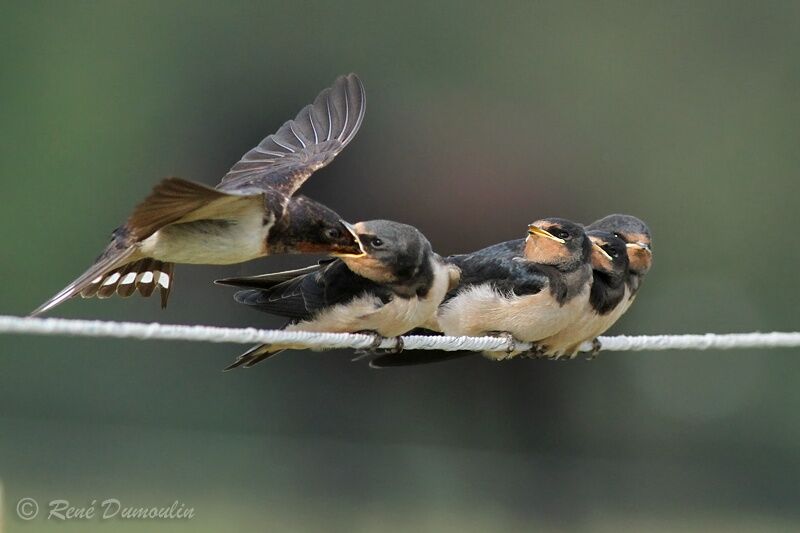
[{"left": 30, "top": 235, "right": 175, "bottom": 316}]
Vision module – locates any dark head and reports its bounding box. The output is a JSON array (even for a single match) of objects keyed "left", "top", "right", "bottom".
[
  {"left": 587, "top": 230, "right": 629, "bottom": 314},
  {"left": 336, "top": 220, "right": 434, "bottom": 294},
  {"left": 588, "top": 230, "right": 629, "bottom": 281},
  {"left": 587, "top": 214, "right": 652, "bottom": 276},
  {"left": 524, "top": 217, "right": 591, "bottom": 270},
  {"left": 269, "top": 195, "right": 363, "bottom": 255}
]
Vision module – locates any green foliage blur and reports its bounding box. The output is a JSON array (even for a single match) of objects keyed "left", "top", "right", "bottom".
[{"left": 1, "top": 1, "right": 799, "bottom": 531}]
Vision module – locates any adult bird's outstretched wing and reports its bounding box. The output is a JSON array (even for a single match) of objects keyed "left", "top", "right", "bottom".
[{"left": 218, "top": 73, "right": 366, "bottom": 198}]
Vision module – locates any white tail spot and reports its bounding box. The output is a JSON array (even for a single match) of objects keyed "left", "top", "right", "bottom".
[
  {"left": 120, "top": 272, "right": 137, "bottom": 285},
  {"left": 157, "top": 272, "right": 170, "bottom": 289},
  {"left": 138, "top": 272, "right": 154, "bottom": 284},
  {"left": 102, "top": 273, "right": 121, "bottom": 286},
  {"left": 91, "top": 275, "right": 103, "bottom": 284}
]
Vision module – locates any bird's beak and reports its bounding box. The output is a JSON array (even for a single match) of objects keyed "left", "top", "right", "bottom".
[
  {"left": 626, "top": 241, "right": 652, "bottom": 255},
  {"left": 527, "top": 224, "right": 565, "bottom": 244},
  {"left": 593, "top": 242, "right": 613, "bottom": 261},
  {"left": 334, "top": 220, "right": 366, "bottom": 258}
]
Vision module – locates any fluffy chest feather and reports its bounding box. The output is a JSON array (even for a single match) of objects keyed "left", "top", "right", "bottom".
[
  {"left": 438, "top": 282, "right": 589, "bottom": 342},
  {"left": 541, "top": 283, "right": 633, "bottom": 358}
]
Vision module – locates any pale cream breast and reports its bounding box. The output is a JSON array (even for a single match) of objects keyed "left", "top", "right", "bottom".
[
  {"left": 541, "top": 284, "right": 632, "bottom": 359},
  {"left": 438, "top": 282, "right": 587, "bottom": 340},
  {"left": 437, "top": 280, "right": 591, "bottom": 361},
  {"left": 139, "top": 200, "right": 272, "bottom": 264}
]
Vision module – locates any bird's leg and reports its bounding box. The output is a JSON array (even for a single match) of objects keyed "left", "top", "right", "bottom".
[
  {"left": 486, "top": 331, "right": 519, "bottom": 359},
  {"left": 392, "top": 336, "right": 405, "bottom": 354},
  {"left": 352, "top": 331, "right": 405, "bottom": 359},
  {"left": 586, "top": 338, "right": 602, "bottom": 360},
  {"left": 351, "top": 330, "right": 387, "bottom": 360},
  {"left": 519, "top": 343, "right": 547, "bottom": 360}
]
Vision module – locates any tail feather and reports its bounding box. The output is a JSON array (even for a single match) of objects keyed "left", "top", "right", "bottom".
[
  {"left": 223, "top": 344, "right": 286, "bottom": 371},
  {"left": 31, "top": 177, "right": 224, "bottom": 317},
  {"left": 115, "top": 261, "right": 140, "bottom": 298},
  {"left": 30, "top": 241, "right": 136, "bottom": 316},
  {"left": 31, "top": 248, "right": 176, "bottom": 316},
  {"left": 83, "top": 258, "right": 174, "bottom": 306}
]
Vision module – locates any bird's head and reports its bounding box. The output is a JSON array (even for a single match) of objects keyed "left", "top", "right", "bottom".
[
  {"left": 524, "top": 217, "right": 590, "bottom": 269},
  {"left": 272, "top": 196, "right": 363, "bottom": 256},
  {"left": 587, "top": 214, "right": 652, "bottom": 275},
  {"left": 587, "top": 230, "right": 629, "bottom": 279},
  {"left": 335, "top": 220, "right": 432, "bottom": 286}
]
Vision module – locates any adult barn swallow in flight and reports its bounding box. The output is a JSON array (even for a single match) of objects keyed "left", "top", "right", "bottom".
[
  {"left": 31, "top": 74, "right": 366, "bottom": 316},
  {"left": 585, "top": 214, "right": 652, "bottom": 313},
  {"left": 535, "top": 230, "right": 629, "bottom": 359},
  {"left": 216, "top": 220, "right": 460, "bottom": 369}
]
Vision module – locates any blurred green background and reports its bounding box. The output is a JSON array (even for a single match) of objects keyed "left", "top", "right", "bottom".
[{"left": 2, "top": 1, "right": 800, "bottom": 531}]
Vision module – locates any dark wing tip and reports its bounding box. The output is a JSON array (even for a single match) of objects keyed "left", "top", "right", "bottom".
[
  {"left": 334, "top": 73, "right": 366, "bottom": 147},
  {"left": 216, "top": 264, "right": 322, "bottom": 290},
  {"left": 214, "top": 277, "right": 251, "bottom": 287}
]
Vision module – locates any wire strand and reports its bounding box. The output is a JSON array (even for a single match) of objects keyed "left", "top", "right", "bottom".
[{"left": 1, "top": 315, "right": 799, "bottom": 353}]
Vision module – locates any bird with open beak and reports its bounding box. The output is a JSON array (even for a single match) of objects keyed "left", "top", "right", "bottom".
[
  {"left": 535, "top": 230, "right": 630, "bottom": 359},
  {"left": 31, "top": 73, "right": 366, "bottom": 316},
  {"left": 215, "top": 220, "right": 460, "bottom": 369},
  {"left": 585, "top": 214, "right": 652, "bottom": 314},
  {"left": 429, "top": 217, "right": 596, "bottom": 361}
]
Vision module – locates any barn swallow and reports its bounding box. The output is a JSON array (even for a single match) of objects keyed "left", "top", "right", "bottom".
[
  {"left": 216, "top": 220, "right": 460, "bottom": 369},
  {"left": 535, "top": 230, "right": 629, "bottom": 359},
  {"left": 371, "top": 218, "right": 595, "bottom": 367},
  {"left": 585, "top": 214, "right": 652, "bottom": 312},
  {"left": 31, "top": 73, "right": 366, "bottom": 316}
]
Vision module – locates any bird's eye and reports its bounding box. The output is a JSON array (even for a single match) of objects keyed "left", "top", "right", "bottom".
[
  {"left": 613, "top": 232, "right": 623, "bottom": 240},
  {"left": 324, "top": 228, "right": 342, "bottom": 240},
  {"left": 371, "top": 238, "right": 384, "bottom": 248},
  {"left": 553, "top": 229, "right": 570, "bottom": 240}
]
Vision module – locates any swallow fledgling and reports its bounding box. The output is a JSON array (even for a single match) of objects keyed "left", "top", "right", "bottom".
[
  {"left": 31, "top": 74, "right": 366, "bottom": 316},
  {"left": 374, "top": 218, "right": 595, "bottom": 366},
  {"left": 535, "top": 230, "right": 629, "bottom": 359},
  {"left": 216, "top": 220, "right": 460, "bottom": 370},
  {"left": 585, "top": 214, "right": 652, "bottom": 314}
]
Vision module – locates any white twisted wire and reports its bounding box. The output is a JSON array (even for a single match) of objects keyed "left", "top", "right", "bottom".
[{"left": 1, "top": 315, "right": 799, "bottom": 353}]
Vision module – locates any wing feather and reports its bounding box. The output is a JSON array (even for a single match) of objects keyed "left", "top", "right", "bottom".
[
  {"left": 229, "top": 260, "right": 387, "bottom": 321},
  {"left": 218, "top": 73, "right": 366, "bottom": 197}
]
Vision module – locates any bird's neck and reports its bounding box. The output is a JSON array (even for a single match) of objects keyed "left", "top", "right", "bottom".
[
  {"left": 389, "top": 255, "right": 435, "bottom": 299},
  {"left": 590, "top": 270, "right": 627, "bottom": 315},
  {"left": 536, "top": 262, "right": 592, "bottom": 305}
]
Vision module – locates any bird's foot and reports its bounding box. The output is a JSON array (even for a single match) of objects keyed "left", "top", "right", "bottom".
[
  {"left": 518, "top": 344, "right": 548, "bottom": 360},
  {"left": 585, "top": 338, "right": 602, "bottom": 360},
  {"left": 486, "top": 331, "right": 521, "bottom": 359},
  {"left": 352, "top": 331, "right": 404, "bottom": 360}
]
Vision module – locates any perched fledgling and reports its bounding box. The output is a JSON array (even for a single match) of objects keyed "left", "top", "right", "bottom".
[
  {"left": 384, "top": 218, "right": 594, "bottom": 365},
  {"left": 216, "top": 220, "right": 460, "bottom": 369},
  {"left": 536, "top": 230, "right": 629, "bottom": 359},
  {"left": 585, "top": 214, "right": 652, "bottom": 314},
  {"left": 32, "top": 74, "right": 366, "bottom": 316}
]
